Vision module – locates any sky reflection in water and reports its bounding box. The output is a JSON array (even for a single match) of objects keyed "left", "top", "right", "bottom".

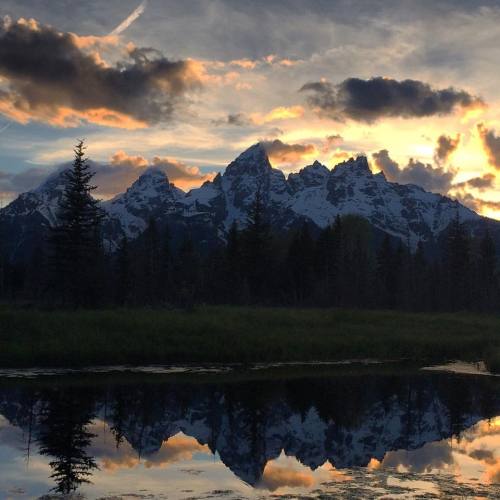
[{"left": 0, "top": 367, "right": 499, "bottom": 499}]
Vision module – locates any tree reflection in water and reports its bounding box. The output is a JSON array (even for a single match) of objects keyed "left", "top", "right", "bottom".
[
  {"left": 0, "top": 367, "right": 498, "bottom": 495},
  {"left": 37, "top": 388, "right": 98, "bottom": 494}
]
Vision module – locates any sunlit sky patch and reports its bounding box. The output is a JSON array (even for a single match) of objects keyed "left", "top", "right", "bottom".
[{"left": 0, "top": 0, "right": 499, "bottom": 218}]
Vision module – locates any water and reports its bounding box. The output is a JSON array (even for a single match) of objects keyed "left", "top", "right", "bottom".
[{"left": 0, "top": 364, "right": 499, "bottom": 499}]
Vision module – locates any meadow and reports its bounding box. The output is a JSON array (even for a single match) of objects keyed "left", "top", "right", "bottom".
[{"left": 0, "top": 306, "right": 499, "bottom": 372}]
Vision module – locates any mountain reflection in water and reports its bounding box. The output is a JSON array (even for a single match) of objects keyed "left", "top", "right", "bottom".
[{"left": 0, "top": 367, "right": 499, "bottom": 499}]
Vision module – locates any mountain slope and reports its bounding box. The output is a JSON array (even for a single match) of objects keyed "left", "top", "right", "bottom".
[{"left": 0, "top": 143, "right": 493, "bottom": 259}]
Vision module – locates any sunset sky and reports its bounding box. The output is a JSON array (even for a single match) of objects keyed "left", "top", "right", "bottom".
[{"left": 1, "top": 0, "right": 500, "bottom": 218}]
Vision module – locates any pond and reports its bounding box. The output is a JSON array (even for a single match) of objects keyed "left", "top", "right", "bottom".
[{"left": 0, "top": 364, "right": 499, "bottom": 499}]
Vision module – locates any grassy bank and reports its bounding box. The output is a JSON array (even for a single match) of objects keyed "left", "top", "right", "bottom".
[{"left": 0, "top": 306, "right": 499, "bottom": 370}]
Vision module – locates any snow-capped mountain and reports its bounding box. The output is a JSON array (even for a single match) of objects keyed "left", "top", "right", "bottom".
[
  {"left": 103, "top": 167, "right": 185, "bottom": 241},
  {"left": 0, "top": 142, "right": 493, "bottom": 259}
]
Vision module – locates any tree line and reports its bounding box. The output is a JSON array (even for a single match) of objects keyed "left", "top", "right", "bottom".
[{"left": 0, "top": 142, "right": 498, "bottom": 311}]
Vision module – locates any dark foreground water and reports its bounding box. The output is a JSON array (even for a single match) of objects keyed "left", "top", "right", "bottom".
[{"left": 0, "top": 364, "right": 499, "bottom": 499}]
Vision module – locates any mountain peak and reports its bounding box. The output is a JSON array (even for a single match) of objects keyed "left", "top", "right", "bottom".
[
  {"left": 332, "top": 155, "right": 372, "bottom": 177},
  {"left": 225, "top": 143, "right": 272, "bottom": 177},
  {"left": 126, "top": 167, "right": 171, "bottom": 193},
  {"left": 289, "top": 160, "right": 330, "bottom": 191}
]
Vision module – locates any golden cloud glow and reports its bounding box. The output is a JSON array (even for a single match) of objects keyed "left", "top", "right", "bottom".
[
  {"left": 100, "top": 433, "right": 210, "bottom": 472},
  {"left": 255, "top": 105, "right": 305, "bottom": 124}
]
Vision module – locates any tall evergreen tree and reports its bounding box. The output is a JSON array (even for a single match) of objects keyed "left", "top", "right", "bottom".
[
  {"left": 224, "top": 221, "right": 244, "bottom": 303},
  {"left": 242, "top": 189, "right": 272, "bottom": 301},
  {"left": 287, "top": 222, "right": 315, "bottom": 303},
  {"left": 141, "top": 217, "right": 161, "bottom": 303},
  {"left": 49, "top": 141, "right": 104, "bottom": 307},
  {"left": 477, "top": 229, "right": 497, "bottom": 310},
  {"left": 444, "top": 212, "right": 471, "bottom": 310},
  {"left": 115, "top": 233, "right": 132, "bottom": 306}
]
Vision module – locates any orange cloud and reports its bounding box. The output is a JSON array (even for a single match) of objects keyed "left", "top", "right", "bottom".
[
  {"left": 331, "top": 149, "right": 352, "bottom": 162},
  {"left": 262, "top": 139, "right": 318, "bottom": 164},
  {"left": 92, "top": 151, "right": 214, "bottom": 197},
  {"left": 111, "top": 150, "right": 148, "bottom": 168},
  {"left": 69, "top": 33, "right": 120, "bottom": 50},
  {"left": 229, "top": 58, "right": 258, "bottom": 69},
  {"left": 144, "top": 434, "right": 210, "bottom": 468},
  {"left": 151, "top": 156, "right": 216, "bottom": 190},
  {"left": 259, "top": 463, "right": 315, "bottom": 491},
  {"left": 100, "top": 433, "right": 210, "bottom": 472}
]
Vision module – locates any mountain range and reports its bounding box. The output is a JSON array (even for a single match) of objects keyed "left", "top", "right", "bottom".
[{"left": 1, "top": 142, "right": 498, "bottom": 260}]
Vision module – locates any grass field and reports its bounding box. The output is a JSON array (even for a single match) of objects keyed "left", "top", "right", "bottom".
[{"left": 0, "top": 306, "right": 499, "bottom": 371}]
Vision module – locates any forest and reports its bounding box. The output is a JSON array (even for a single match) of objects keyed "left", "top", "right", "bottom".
[{"left": 0, "top": 142, "right": 498, "bottom": 313}]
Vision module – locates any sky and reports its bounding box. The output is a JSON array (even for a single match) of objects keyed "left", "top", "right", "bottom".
[{"left": 0, "top": 0, "right": 500, "bottom": 218}]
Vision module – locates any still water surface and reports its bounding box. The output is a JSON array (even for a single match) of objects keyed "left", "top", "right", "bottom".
[{"left": 0, "top": 364, "right": 499, "bottom": 499}]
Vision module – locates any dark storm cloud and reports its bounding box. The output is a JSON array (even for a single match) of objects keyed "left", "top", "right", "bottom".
[
  {"left": 300, "top": 77, "right": 483, "bottom": 122},
  {"left": 372, "top": 149, "right": 455, "bottom": 193},
  {"left": 0, "top": 17, "right": 201, "bottom": 128},
  {"left": 434, "top": 133, "right": 460, "bottom": 164},
  {"left": 477, "top": 123, "right": 500, "bottom": 169},
  {"left": 261, "top": 139, "right": 317, "bottom": 163}
]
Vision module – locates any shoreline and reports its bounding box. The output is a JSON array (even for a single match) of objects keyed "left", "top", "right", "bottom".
[{"left": 0, "top": 306, "right": 499, "bottom": 372}]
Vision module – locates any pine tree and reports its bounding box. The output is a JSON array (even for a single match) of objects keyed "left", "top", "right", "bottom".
[
  {"left": 115, "top": 233, "right": 131, "bottom": 306},
  {"left": 49, "top": 141, "right": 104, "bottom": 307},
  {"left": 478, "top": 229, "right": 497, "bottom": 310},
  {"left": 412, "top": 240, "right": 429, "bottom": 311},
  {"left": 376, "top": 235, "right": 394, "bottom": 308},
  {"left": 242, "top": 189, "right": 272, "bottom": 301},
  {"left": 224, "top": 221, "right": 244, "bottom": 303},
  {"left": 142, "top": 217, "right": 161, "bottom": 303},
  {"left": 160, "top": 224, "right": 173, "bottom": 304},
  {"left": 287, "top": 222, "right": 315, "bottom": 303},
  {"left": 175, "top": 235, "right": 201, "bottom": 310},
  {"left": 444, "top": 212, "right": 471, "bottom": 310}
]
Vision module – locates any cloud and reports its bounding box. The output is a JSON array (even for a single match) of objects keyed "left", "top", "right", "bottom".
[
  {"left": 331, "top": 149, "right": 354, "bottom": 163},
  {"left": 99, "top": 151, "right": 215, "bottom": 194},
  {"left": 0, "top": 17, "right": 201, "bottom": 128},
  {"left": 0, "top": 166, "right": 52, "bottom": 198},
  {"left": 99, "top": 432, "right": 210, "bottom": 472},
  {"left": 454, "top": 192, "right": 500, "bottom": 213},
  {"left": 1, "top": 151, "right": 215, "bottom": 201},
  {"left": 143, "top": 434, "right": 210, "bottom": 468},
  {"left": 261, "top": 139, "right": 317, "bottom": 164},
  {"left": 372, "top": 149, "right": 402, "bottom": 180},
  {"left": 434, "top": 133, "right": 460, "bottom": 164},
  {"left": 477, "top": 123, "right": 500, "bottom": 169},
  {"left": 109, "top": 0, "right": 148, "bottom": 36},
  {"left": 150, "top": 156, "right": 215, "bottom": 190},
  {"left": 372, "top": 149, "right": 456, "bottom": 193},
  {"left": 259, "top": 463, "right": 314, "bottom": 491},
  {"left": 300, "top": 77, "right": 484, "bottom": 122},
  {"left": 254, "top": 105, "right": 305, "bottom": 123},
  {"left": 322, "top": 134, "right": 343, "bottom": 153},
  {"left": 453, "top": 173, "right": 496, "bottom": 191},
  {"left": 212, "top": 112, "right": 251, "bottom": 126},
  {"left": 213, "top": 106, "right": 304, "bottom": 127}
]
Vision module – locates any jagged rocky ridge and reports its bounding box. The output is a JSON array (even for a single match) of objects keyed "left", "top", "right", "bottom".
[{"left": 1, "top": 142, "right": 495, "bottom": 259}]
